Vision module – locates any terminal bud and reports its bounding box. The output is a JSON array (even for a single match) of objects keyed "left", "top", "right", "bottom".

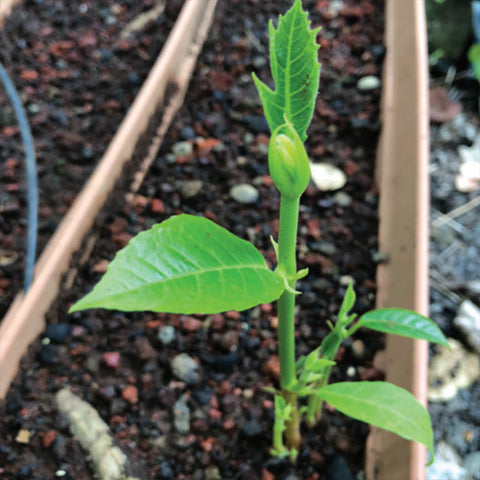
[{"left": 268, "top": 121, "right": 311, "bottom": 198}]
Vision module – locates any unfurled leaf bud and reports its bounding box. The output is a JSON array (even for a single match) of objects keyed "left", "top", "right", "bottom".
[{"left": 268, "top": 122, "right": 311, "bottom": 198}]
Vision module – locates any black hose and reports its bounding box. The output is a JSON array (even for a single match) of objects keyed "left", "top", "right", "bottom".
[{"left": 0, "top": 62, "right": 38, "bottom": 291}]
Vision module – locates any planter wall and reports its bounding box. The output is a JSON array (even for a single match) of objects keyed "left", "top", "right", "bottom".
[
  {"left": 366, "top": 0, "right": 430, "bottom": 479},
  {"left": 0, "top": 1, "right": 430, "bottom": 478}
]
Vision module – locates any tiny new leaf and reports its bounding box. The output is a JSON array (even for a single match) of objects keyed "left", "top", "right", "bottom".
[
  {"left": 356, "top": 308, "right": 449, "bottom": 347},
  {"left": 316, "top": 381, "right": 434, "bottom": 460},
  {"left": 70, "top": 215, "right": 285, "bottom": 314},
  {"left": 252, "top": 0, "right": 321, "bottom": 141},
  {"left": 337, "top": 281, "right": 356, "bottom": 322}
]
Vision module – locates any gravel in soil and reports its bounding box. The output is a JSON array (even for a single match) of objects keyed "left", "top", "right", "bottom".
[{"left": 0, "top": 1, "right": 385, "bottom": 478}]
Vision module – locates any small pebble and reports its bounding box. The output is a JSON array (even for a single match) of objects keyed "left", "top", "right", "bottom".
[
  {"left": 177, "top": 180, "right": 203, "bottom": 199},
  {"left": 27, "top": 103, "right": 41, "bottom": 114},
  {"left": 102, "top": 351, "right": 121, "bottom": 369},
  {"left": 229, "top": 184, "right": 259, "bottom": 204},
  {"left": 339, "top": 275, "right": 354, "bottom": 286},
  {"left": 346, "top": 366, "right": 356, "bottom": 378},
  {"left": 15, "top": 429, "right": 32, "bottom": 444},
  {"left": 357, "top": 75, "right": 381, "bottom": 91},
  {"left": 41, "top": 430, "right": 58, "bottom": 448},
  {"left": 173, "top": 394, "right": 190, "bottom": 434},
  {"left": 453, "top": 300, "right": 480, "bottom": 354},
  {"left": 171, "top": 353, "right": 200, "bottom": 385},
  {"left": 333, "top": 191, "right": 352, "bottom": 207},
  {"left": 351, "top": 339, "right": 365, "bottom": 359},
  {"left": 243, "top": 389, "right": 254, "bottom": 399},
  {"left": 180, "top": 316, "right": 203, "bottom": 332},
  {"left": 150, "top": 198, "right": 165, "bottom": 214},
  {"left": 85, "top": 356, "right": 99, "bottom": 374},
  {"left": 328, "top": 0, "right": 344, "bottom": 17},
  {"left": 263, "top": 356, "right": 280, "bottom": 381},
  {"left": 158, "top": 325, "right": 175, "bottom": 345},
  {"left": 172, "top": 141, "right": 193, "bottom": 157},
  {"left": 121, "top": 385, "right": 138, "bottom": 405}
]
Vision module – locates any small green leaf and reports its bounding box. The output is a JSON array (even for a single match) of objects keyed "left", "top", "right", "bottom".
[
  {"left": 320, "top": 331, "right": 343, "bottom": 359},
  {"left": 304, "top": 348, "right": 334, "bottom": 372},
  {"left": 356, "top": 308, "right": 448, "bottom": 347},
  {"left": 274, "top": 395, "right": 293, "bottom": 421},
  {"left": 252, "top": 0, "right": 321, "bottom": 141},
  {"left": 70, "top": 215, "right": 285, "bottom": 314},
  {"left": 317, "top": 381, "right": 434, "bottom": 459},
  {"left": 338, "top": 282, "right": 356, "bottom": 322}
]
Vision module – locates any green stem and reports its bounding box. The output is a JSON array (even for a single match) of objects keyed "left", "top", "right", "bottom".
[{"left": 276, "top": 194, "right": 301, "bottom": 450}]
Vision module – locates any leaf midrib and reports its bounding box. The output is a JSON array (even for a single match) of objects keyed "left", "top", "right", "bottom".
[
  {"left": 98, "top": 263, "right": 276, "bottom": 296},
  {"left": 284, "top": 4, "right": 299, "bottom": 120}
]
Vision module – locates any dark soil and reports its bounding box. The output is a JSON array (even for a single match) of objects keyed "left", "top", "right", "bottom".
[{"left": 0, "top": 1, "right": 385, "bottom": 479}]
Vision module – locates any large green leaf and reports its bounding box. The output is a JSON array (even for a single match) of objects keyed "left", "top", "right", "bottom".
[
  {"left": 70, "top": 215, "right": 285, "bottom": 314},
  {"left": 317, "top": 381, "right": 434, "bottom": 460},
  {"left": 252, "top": 0, "right": 321, "bottom": 141},
  {"left": 356, "top": 308, "right": 448, "bottom": 347}
]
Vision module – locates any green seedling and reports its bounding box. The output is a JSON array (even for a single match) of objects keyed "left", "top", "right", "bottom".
[{"left": 71, "top": 0, "right": 447, "bottom": 462}]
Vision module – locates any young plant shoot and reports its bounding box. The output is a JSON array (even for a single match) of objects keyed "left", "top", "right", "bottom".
[{"left": 71, "top": 0, "right": 447, "bottom": 463}]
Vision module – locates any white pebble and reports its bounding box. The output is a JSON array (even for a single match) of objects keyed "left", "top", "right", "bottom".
[
  {"left": 310, "top": 163, "right": 347, "bottom": 191},
  {"left": 357, "top": 75, "right": 381, "bottom": 91},
  {"left": 229, "top": 184, "right": 259, "bottom": 204}
]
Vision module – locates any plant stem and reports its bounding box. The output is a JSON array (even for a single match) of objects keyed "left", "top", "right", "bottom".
[{"left": 276, "top": 194, "right": 301, "bottom": 450}]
